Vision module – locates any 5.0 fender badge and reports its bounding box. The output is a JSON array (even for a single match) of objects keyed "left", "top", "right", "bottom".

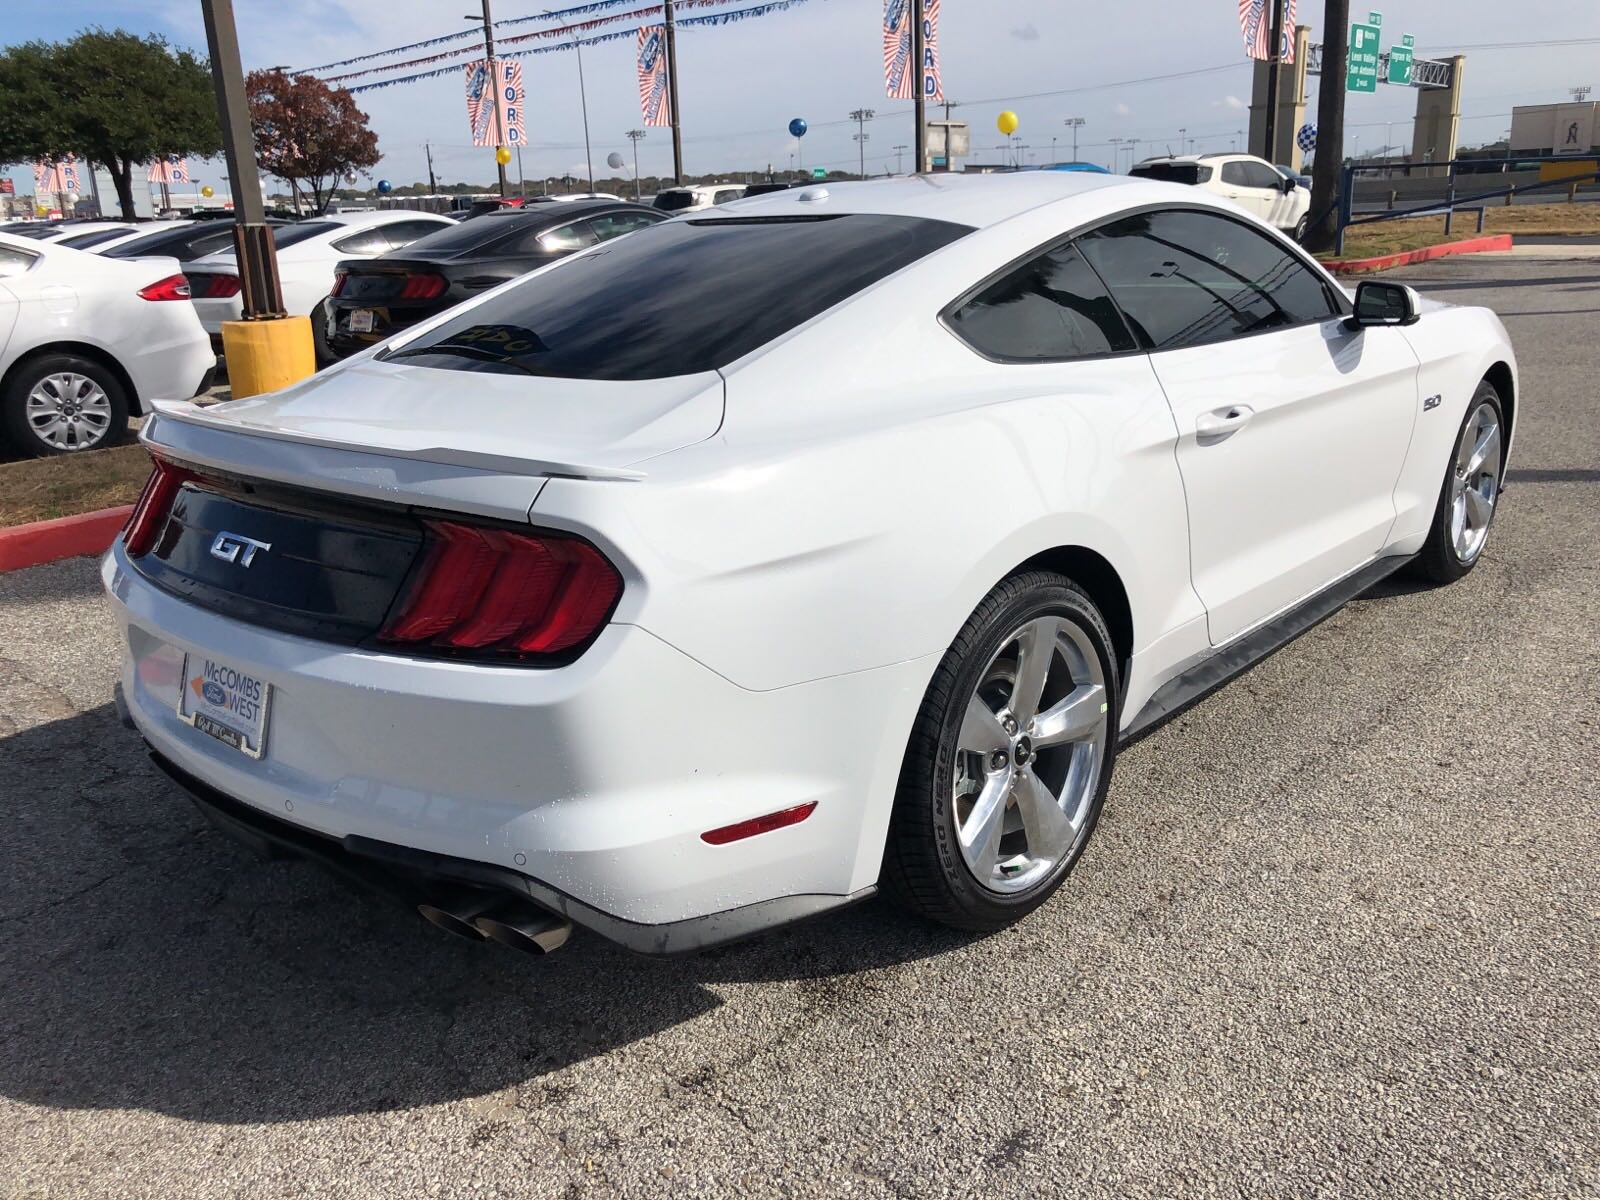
[{"left": 1423, "top": 394, "right": 1443, "bottom": 411}]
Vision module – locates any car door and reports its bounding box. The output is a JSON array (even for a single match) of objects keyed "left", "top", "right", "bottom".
[
  {"left": 1218, "top": 161, "right": 1267, "bottom": 219},
  {"left": 1079, "top": 208, "right": 1419, "bottom": 646},
  {"left": 1247, "top": 161, "right": 1295, "bottom": 229}
]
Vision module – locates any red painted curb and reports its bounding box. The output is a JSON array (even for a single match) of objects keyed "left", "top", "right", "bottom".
[
  {"left": 1322, "top": 234, "right": 1514, "bottom": 275},
  {"left": 0, "top": 505, "right": 134, "bottom": 573}
]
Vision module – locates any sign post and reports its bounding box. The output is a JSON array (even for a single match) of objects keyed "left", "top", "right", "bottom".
[
  {"left": 1347, "top": 12, "right": 1381, "bottom": 94},
  {"left": 1387, "top": 32, "right": 1414, "bottom": 86}
]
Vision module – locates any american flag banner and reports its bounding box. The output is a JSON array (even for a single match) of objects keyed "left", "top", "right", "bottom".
[
  {"left": 32, "top": 157, "right": 81, "bottom": 196},
  {"left": 1238, "top": 0, "right": 1297, "bottom": 63},
  {"left": 883, "top": 0, "right": 942, "bottom": 102},
  {"left": 147, "top": 155, "right": 191, "bottom": 185},
  {"left": 637, "top": 25, "right": 671, "bottom": 127},
  {"left": 465, "top": 59, "right": 524, "bottom": 147}
]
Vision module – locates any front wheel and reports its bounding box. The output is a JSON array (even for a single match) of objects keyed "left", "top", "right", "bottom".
[
  {"left": 1409, "top": 380, "right": 1506, "bottom": 584},
  {"left": 882, "top": 572, "right": 1120, "bottom": 932},
  {"left": 1292, "top": 214, "right": 1310, "bottom": 243},
  {"left": 0, "top": 353, "right": 129, "bottom": 456}
]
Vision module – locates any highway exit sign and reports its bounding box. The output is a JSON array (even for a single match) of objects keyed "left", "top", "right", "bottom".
[
  {"left": 1348, "top": 19, "right": 1381, "bottom": 92},
  {"left": 1387, "top": 37, "right": 1414, "bottom": 85}
]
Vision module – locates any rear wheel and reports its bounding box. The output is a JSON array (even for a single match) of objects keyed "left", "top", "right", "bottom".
[
  {"left": 882, "top": 572, "right": 1119, "bottom": 932},
  {"left": 1410, "top": 380, "right": 1505, "bottom": 584},
  {"left": 1292, "top": 214, "right": 1310, "bottom": 243},
  {"left": 1, "top": 352, "right": 129, "bottom": 456}
]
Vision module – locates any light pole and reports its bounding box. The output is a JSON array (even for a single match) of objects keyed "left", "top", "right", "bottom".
[
  {"left": 1108, "top": 136, "right": 1125, "bottom": 173},
  {"left": 1178, "top": 127, "right": 1187, "bottom": 155},
  {"left": 850, "top": 107, "right": 875, "bottom": 178},
  {"left": 1063, "top": 116, "right": 1085, "bottom": 163},
  {"left": 893, "top": 144, "right": 907, "bottom": 175},
  {"left": 543, "top": 11, "right": 593, "bottom": 190},
  {"left": 626, "top": 129, "right": 645, "bottom": 199},
  {"left": 1050, "top": 135, "right": 1057, "bottom": 164}
]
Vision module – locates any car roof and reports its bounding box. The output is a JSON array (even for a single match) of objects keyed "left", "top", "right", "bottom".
[
  {"left": 321, "top": 208, "right": 451, "bottom": 227},
  {"left": 716, "top": 171, "right": 1136, "bottom": 230}
]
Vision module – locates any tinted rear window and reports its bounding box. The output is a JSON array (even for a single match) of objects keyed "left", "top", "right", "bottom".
[
  {"left": 391, "top": 214, "right": 536, "bottom": 255},
  {"left": 652, "top": 190, "right": 699, "bottom": 211},
  {"left": 385, "top": 214, "right": 971, "bottom": 380},
  {"left": 1130, "top": 163, "right": 1210, "bottom": 185},
  {"left": 59, "top": 227, "right": 135, "bottom": 249},
  {"left": 270, "top": 221, "right": 339, "bottom": 249}
]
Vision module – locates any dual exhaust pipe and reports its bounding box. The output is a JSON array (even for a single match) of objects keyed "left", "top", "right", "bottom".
[{"left": 417, "top": 888, "right": 572, "bottom": 955}]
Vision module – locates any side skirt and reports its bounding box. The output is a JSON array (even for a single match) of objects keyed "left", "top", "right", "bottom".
[{"left": 1119, "top": 554, "right": 1414, "bottom": 747}]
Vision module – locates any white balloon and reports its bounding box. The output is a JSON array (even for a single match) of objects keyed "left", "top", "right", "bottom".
[{"left": 606, "top": 152, "right": 625, "bottom": 170}]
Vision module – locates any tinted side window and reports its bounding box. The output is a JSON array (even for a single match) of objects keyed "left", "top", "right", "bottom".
[
  {"left": 1221, "top": 162, "right": 1251, "bottom": 187},
  {"left": 712, "top": 188, "right": 744, "bottom": 205},
  {"left": 331, "top": 227, "right": 397, "bottom": 255},
  {"left": 1244, "top": 162, "right": 1283, "bottom": 189},
  {"left": 947, "top": 242, "right": 1136, "bottom": 361},
  {"left": 585, "top": 212, "right": 661, "bottom": 242},
  {"left": 536, "top": 221, "right": 598, "bottom": 253},
  {"left": 0, "top": 244, "right": 38, "bottom": 277},
  {"left": 383, "top": 219, "right": 453, "bottom": 247},
  {"left": 1079, "top": 209, "right": 1338, "bottom": 351}
]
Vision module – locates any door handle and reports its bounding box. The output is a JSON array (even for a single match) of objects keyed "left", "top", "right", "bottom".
[{"left": 1195, "top": 405, "right": 1254, "bottom": 439}]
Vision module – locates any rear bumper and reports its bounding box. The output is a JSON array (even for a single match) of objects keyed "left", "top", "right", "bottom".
[{"left": 103, "top": 542, "right": 928, "bottom": 943}]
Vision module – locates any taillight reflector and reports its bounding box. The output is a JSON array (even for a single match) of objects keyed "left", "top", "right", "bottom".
[
  {"left": 123, "top": 458, "right": 199, "bottom": 557},
  {"left": 399, "top": 273, "right": 447, "bottom": 301},
  {"left": 701, "top": 803, "right": 819, "bottom": 846},
  {"left": 138, "top": 274, "right": 191, "bottom": 301},
  {"left": 379, "top": 521, "right": 622, "bottom": 658}
]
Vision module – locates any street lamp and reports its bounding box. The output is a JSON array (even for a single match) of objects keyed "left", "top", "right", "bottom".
[
  {"left": 626, "top": 128, "right": 645, "bottom": 200},
  {"left": 543, "top": 10, "right": 594, "bottom": 190},
  {"left": 1178, "top": 127, "right": 1187, "bottom": 154},
  {"left": 1108, "top": 136, "right": 1125, "bottom": 173},
  {"left": 849, "top": 108, "right": 876, "bottom": 178},
  {"left": 1063, "top": 116, "right": 1085, "bottom": 163}
]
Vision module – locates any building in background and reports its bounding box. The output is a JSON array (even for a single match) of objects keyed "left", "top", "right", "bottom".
[{"left": 1510, "top": 101, "right": 1598, "bottom": 156}]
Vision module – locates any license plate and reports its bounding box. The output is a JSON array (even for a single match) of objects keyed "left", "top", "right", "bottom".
[
  {"left": 348, "top": 309, "right": 376, "bottom": 334},
  {"left": 178, "top": 654, "right": 271, "bottom": 759}
]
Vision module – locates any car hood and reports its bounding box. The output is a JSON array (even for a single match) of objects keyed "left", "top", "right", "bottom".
[{"left": 145, "top": 358, "right": 725, "bottom": 480}]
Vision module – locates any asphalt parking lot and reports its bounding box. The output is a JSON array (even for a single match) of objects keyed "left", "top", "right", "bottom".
[{"left": 2, "top": 252, "right": 1597, "bottom": 1199}]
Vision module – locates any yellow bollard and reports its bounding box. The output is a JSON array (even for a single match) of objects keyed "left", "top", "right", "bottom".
[{"left": 220, "top": 316, "right": 316, "bottom": 399}]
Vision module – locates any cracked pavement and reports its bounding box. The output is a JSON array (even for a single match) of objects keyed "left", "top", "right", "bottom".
[{"left": 1, "top": 255, "right": 1598, "bottom": 1198}]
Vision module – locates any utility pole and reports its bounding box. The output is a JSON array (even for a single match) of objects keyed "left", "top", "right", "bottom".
[
  {"left": 663, "top": 0, "right": 684, "bottom": 182},
  {"left": 1305, "top": 0, "right": 1350, "bottom": 251},
  {"left": 626, "top": 129, "right": 645, "bottom": 200},
  {"left": 850, "top": 108, "right": 876, "bottom": 178},
  {"left": 468, "top": 0, "right": 509, "bottom": 197},
  {"left": 893, "top": 144, "right": 907, "bottom": 174},
  {"left": 1063, "top": 116, "right": 1085, "bottom": 163},
  {"left": 1263, "top": 0, "right": 1287, "bottom": 162},
  {"left": 425, "top": 142, "right": 438, "bottom": 193},
  {"left": 1108, "top": 135, "right": 1124, "bottom": 172},
  {"left": 1178, "top": 127, "right": 1187, "bottom": 155},
  {"left": 911, "top": 0, "right": 927, "bottom": 174}
]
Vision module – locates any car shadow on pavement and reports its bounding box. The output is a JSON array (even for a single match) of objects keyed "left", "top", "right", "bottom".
[{"left": 0, "top": 704, "right": 976, "bottom": 1125}]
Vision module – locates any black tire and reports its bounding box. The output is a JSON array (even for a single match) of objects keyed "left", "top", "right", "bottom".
[
  {"left": 1292, "top": 214, "right": 1310, "bottom": 243},
  {"left": 312, "top": 297, "right": 335, "bottom": 368},
  {"left": 1409, "top": 379, "right": 1506, "bottom": 585},
  {"left": 881, "top": 571, "right": 1121, "bottom": 932},
  {"left": 0, "top": 352, "right": 129, "bottom": 457}
]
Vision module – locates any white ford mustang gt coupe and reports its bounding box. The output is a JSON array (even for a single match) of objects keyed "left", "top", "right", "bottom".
[{"left": 103, "top": 173, "right": 1516, "bottom": 955}]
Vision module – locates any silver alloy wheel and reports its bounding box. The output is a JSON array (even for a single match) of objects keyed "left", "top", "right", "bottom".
[
  {"left": 953, "top": 616, "right": 1109, "bottom": 894},
  {"left": 26, "top": 372, "right": 113, "bottom": 451},
  {"left": 1449, "top": 401, "right": 1502, "bottom": 564}
]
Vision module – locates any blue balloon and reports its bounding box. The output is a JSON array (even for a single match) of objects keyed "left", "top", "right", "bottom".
[
  {"left": 788, "top": 118, "right": 808, "bottom": 139},
  {"left": 377, "top": 179, "right": 393, "bottom": 194}
]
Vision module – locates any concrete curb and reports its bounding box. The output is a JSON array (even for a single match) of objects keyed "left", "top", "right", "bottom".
[
  {"left": 0, "top": 505, "right": 133, "bottom": 573},
  {"left": 1322, "top": 234, "right": 1515, "bottom": 276}
]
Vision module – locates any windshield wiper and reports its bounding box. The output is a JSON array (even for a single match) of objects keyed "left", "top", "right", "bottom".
[{"left": 382, "top": 344, "right": 539, "bottom": 375}]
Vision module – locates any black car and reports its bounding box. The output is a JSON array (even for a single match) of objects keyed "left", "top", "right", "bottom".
[
  {"left": 99, "top": 218, "right": 288, "bottom": 263},
  {"left": 324, "top": 201, "right": 665, "bottom": 360}
]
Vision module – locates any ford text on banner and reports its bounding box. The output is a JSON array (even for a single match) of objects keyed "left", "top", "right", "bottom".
[
  {"left": 1238, "top": 0, "right": 1297, "bottom": 63},
  {"left": 32, "top": 157, "right": 81, "bottom": 196},
  {"left": 148, "top": 155, "right": 192, "bottom": 185},
  {"left": 883, "top": 0, "right": 943, "bottom": 101},
  {"left": 465, "top": 60, "right": 525, "bottom": 147},
  {"left": 637, "top": 26, "right": 672, "bottom": 127}
]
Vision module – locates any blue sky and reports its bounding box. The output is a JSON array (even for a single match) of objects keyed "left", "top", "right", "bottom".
[{"left": 5, "top": 0, "right": 1598, "bottom": 201}]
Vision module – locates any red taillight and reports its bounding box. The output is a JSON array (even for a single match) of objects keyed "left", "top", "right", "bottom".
[
  {"left": 399, "top": 272, "right": 447, "bottom": 301},
  {"left": 701, "top": 803, "right": 819, "bottom": 846},
  {"left": 138, "top": 273, "right": 191, "bottom": 301},
  {"left": 191, "top": 273, "right": 241, "bottom": 299},
  {"left": 330, "top": 270, "right": 349, "bottom": 297},
  {"left": 123, "top": 458, "right": 199, "bottom": 557},
  {"left": 379, "top": 521, "right": 622, "bottom": 658}
]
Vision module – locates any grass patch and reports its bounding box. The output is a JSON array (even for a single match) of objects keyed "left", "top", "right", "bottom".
[
  {"left": 0, "top": 442, "right": 151, "bottom": 527},
  {"left": 1324, "top": 201, "right": 1600, "bottom": 260}
]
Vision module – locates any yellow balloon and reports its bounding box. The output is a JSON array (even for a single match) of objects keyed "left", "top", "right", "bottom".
[
  {"left": 495, "top": 145, "right": 512, "bottom": 165},
  {"left": 997, "top": 111, "right": 1019, "bottom": 136},
  {"left": 200, "top": 185, "right": 215, "bottom": 198}
]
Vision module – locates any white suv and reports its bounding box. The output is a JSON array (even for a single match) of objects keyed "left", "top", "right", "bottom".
[
  {"left": 651, "top": 183, "right": 748, "bottom": 215},
  {"left": 1131, "top": 153, "right": 1310, "bottom": 241}
]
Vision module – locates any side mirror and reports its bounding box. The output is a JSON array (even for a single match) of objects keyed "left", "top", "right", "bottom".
[
  {"left": 1281, "top": 176, "right": 1297, "bottom": 193},
  {"left": 1346, "top": 280, "right": 1422, "bottom": 330}
]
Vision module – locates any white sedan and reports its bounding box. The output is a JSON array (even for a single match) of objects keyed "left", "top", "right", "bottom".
[
  {"left": 104, "top": 173, "right": 1515, "bottom": 954},
  {"left": 182, "top": 209, "right": 456, "bottom": 362},
  {"left": 0, "top": 232, "right": 213, "bottom": 455}
]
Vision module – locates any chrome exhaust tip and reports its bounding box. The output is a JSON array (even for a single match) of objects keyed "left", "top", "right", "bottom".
[
  {"left": 474, "top": 908, "right": 573, "bottom": 955},
  {"left": 416, "top": 889, "right": 502, "bottom": 941}
]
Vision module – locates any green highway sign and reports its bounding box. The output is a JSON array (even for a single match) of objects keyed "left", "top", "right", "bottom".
[
  {"left": 1368, "top": 11, "right": 1382, "bottom": 24},
  {"left": 1403, "top": 33, "right": 1415, "bottom": 47},
  {"left": 812, "top": 167, "right": 827, "bottom": 180},
  {"left": 1348, "top": 20, "right": 1381, "bottom": 93},
  {"left": 1388, "top": 36, "right": 1414, "bottom": 85}
]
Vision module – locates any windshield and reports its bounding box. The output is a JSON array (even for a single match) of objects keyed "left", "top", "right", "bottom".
[
  {"left": 1130, "top": 163, "right": 1208, "bottom": 185},
  {"left": 385, "top": 213, "right": 971, "bottom": 381},
  {"left": 652, "top": 190, "right": 699, "bottom": 212}
]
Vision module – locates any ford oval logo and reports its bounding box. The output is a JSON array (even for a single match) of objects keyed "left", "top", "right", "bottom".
[{"left": 202, "top": 681, "right": 227, "bottom": 706}]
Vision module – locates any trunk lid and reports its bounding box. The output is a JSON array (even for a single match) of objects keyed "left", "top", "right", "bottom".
[{"left": 148, "top": 357, "right": 725, "bottom": 480}]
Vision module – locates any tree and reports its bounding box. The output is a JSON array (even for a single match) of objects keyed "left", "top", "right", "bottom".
[
  {"left": 0, "top": 31, "right": 220, "bottom": 220},
  {"left": 1304, "top": 0, "right": 1350, "bottom": 252},
  {"left": 247, "top": 70, "right": 380, "bottom": 216}
]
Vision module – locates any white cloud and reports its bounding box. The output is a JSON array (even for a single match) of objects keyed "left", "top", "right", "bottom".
[
  {"left": 1214, "top": 95, "right": 1249, "bottom": 111},
  {"left": 1114, "top": 103, "right": 1132, "bottom": 117},
  {"left": 1010, "top": 25, "right": 1040, "bottom": 42}
]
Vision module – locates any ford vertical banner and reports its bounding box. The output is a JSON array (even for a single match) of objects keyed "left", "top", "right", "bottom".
[
  {"left": 465, "top": 60, "right": 524, "bottom": 148},
  {"left": 637, "top": 26, "right": 672, "bottom": 127},
  {"left": 884, "top": 0, "right": 943, "bottom": 102}
]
